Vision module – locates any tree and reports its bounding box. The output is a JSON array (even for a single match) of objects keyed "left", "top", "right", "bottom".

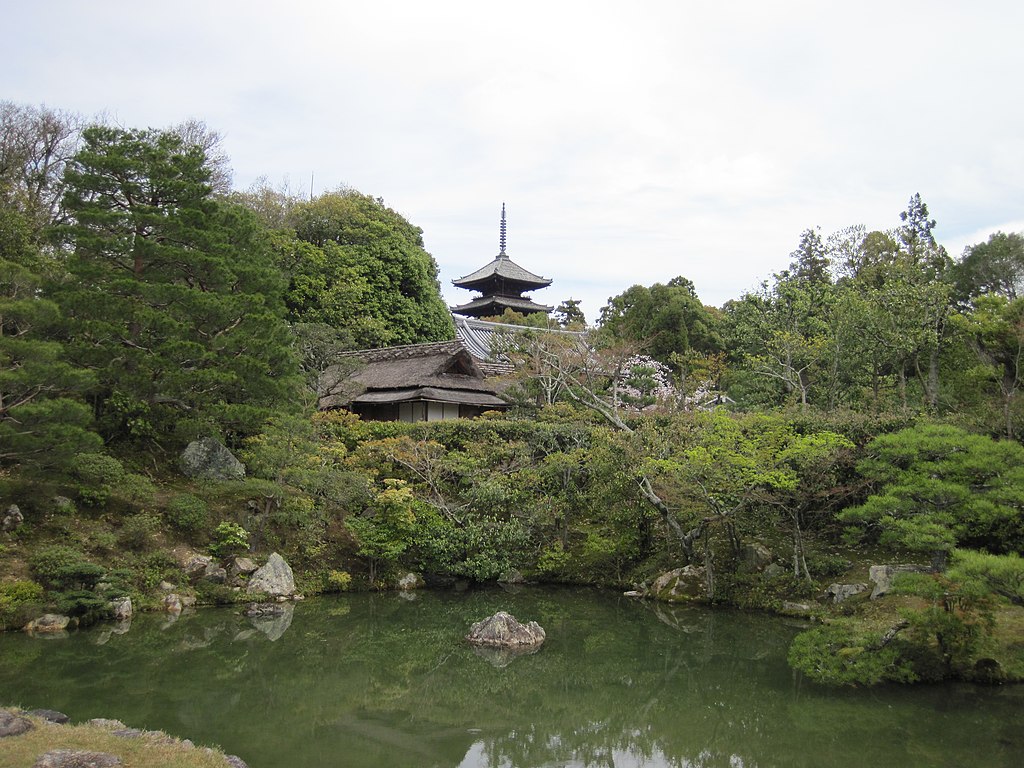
[
  {"left": 954, "top": 231, "right": 1024, "bottom": 302},
  {"left": 840, "top": 424, "right": 1024, "bottom": 565},
  {"left": 599, "top": 277, "right": 720, "bottom": 367},
  {"left": 950, "top": 294, "right": 1024, "bottom": 437},
  {"left": 0, "top": 201, "right": 99, "bottom": 467},
  {"left": 0, "top": 101, "right": 82, "bottom": 231},
  {"left": 285, "top": 191, "right": 454, "bottom": 347},
  {"left": 56, "top": 125, "right": 299, "bottom": 447},
  {"left": 554, "top": 298, "right": 586, "bottom": 328}
]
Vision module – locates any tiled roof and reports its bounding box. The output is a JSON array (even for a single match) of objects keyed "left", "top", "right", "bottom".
[
  {"left": 450, "top": 295, "right": 555, "bottom": 316},
  {"left": 452, "top": 255, "right": 552, "bottom": 289}
]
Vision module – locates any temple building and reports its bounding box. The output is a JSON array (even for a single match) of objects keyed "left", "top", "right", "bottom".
[{"left": 450, "top": 204, "right": 553, "bottom": 318}]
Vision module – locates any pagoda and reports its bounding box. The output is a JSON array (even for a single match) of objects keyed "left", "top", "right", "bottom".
[{"left": 450, "top": 204, "right": 553, "bottom": 318}]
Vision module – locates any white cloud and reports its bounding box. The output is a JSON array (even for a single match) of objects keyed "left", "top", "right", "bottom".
[{"left": 7, "top": 1, "right": 1024, "bottom": 323}]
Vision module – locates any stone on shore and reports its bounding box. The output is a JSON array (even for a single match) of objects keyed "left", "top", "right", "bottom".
[
  {"left": 34, "top": 750, "right": 122, "bottom": 767},
  {"left": 24, "top": 614, "right": 70, "bottom": 634},
  {"left": 246, "top": 552, "right": 296, "bottom": 597},
  {"left": 0, "top": 710, "right": 34, "bottom": 737}
]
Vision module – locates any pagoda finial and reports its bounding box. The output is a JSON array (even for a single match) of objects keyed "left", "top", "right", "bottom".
[{"left": 498, "top": 203, "right": 507, "bottom": 257}]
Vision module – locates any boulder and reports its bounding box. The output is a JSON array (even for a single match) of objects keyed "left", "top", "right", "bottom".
[
  {"left": 741, "top": 542, "right": 773, "bottom": 572},
  {"left": 498, "top": 570, "right": 525, "bottom": 584},
  {"left": 228, "top": 556, "right": 258, "bottom": 585},
  {"left": 2, "top": 504, "right": 24, "bottom": 532},
  {"left": 825, "top": 582, "right": 868, "bottom": 603},
  {"left": 466, "top": 611, "right": 545, "bottom": 649},
  {"left": 225, "top": 757, "right": 250, "bottom": 768},
  {"left": 763, "top": 563, "right": 786, "bottom": 579},
  {"left": 246, "top": 552, "right": 296, "bottom": 597},
  {"left": 87, "top": 719, "right": 127, "bottom": 730},
  {"left": 180, "top": 553, "right": 228, "bottom": 585},
  {"left": 33, "top": 750, "right": 122, "bottom": 767},
  {"left": 396, "top": 572, "right": 424, "bottom": 591},
  {"left": 0, "top": 710, "right": 34, "bottom": 737},
  {"left": 164, "top": 594, "right": 183, "bottom": 614},
  {"left": 29, "top": 709, "right": 70, "bottom": 724},
  {"left": 868, "top": 564, "right": 928, "bottom": 599},
  {"left": 24, "top": 614, "right": 71, "bottom": 634},
  {"left": 650, "top": 566, "right": 707, "bottom": 602},
  {"left": 110, "top": 597, "right": 132, "bottom": 621},
  {"left": 179, "top": 437, "right": 245, "bottom": 481},
  {"left": 623, "top": 590, "right": 644, "bottom": 598}
]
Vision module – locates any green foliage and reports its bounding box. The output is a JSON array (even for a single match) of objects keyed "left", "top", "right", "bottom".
[
  {"left": 325, "top": 570, "right": 353, "bottom": 592},
  {"left": 947, "top": 549, "right": 1024, "bottom": 605},
  {"left": 788, "top": 623, "right": 917, "bottom": 686},
  {"left": 0, "top": 203, "right": 100, "bottom": 470},
  {"left": 599, "top": 276, "right": 721, "bottom": 367},
  {"left": 208, "top": 521, "right": 250, "bottom": 559},
  {"left": 53, "top": 589, "right": 110, "bottom": 625},
  {"left": 28, "top": 545, "right": 103, "bottom": 590},
  {"left": 893, "top": 572, "right": 995, "bottom": 677},
  {"left": 840, "top": 423, "right": 1024, "bottom": 557},
  {"left": 56, "top": 124, "right": 300, "bottom": 448},
  {"left": 283, "top": 190, "right": 454, "bottom": 348},
  {"left": 346, "top": 480, "right": 417, "bottom": 585},
  {"left": 116, "top": 511, "right": 160, "bottom": 553},
  {"left": 68, "top": 452, "right": 154, "bottom": 508},
  {"left": 0, "top": 580, "right": 44, "bottom": 630},
  {"left": 165, "top": 493, "right": 209, "bottom": 534}
]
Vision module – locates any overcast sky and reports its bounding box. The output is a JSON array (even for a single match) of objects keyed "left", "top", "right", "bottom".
[{"left": 7, "top": 1, "right": 1024, "bottom": 322}]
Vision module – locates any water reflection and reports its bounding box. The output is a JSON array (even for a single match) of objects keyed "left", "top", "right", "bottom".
[{"left": 0, "top": 588, "right": 1021, "bottom": 768}]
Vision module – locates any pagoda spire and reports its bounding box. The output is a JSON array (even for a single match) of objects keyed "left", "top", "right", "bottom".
[{"left": 498, "top": 203, "right": 507, "bottom": 257}]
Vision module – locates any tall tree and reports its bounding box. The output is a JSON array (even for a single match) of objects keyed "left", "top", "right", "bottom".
[
  {"left": 0, "top": 101, "right": 82, "bottom": 231},
  {"left": 56, "top": 125, "right": 299, "bottom": 447},
  {"left": 954, "top": 232, "right": 1024, "bottom": 302},
  {"left": 598, "top": 277, "right": 720, "bottom": 367},
  {"left": 285, "top": 191, "right": 454, "bottom": 348},
  {"left": 0, "top": 201, "right": 99, "bottom": 467}
]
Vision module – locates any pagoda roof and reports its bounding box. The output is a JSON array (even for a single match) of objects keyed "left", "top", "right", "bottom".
[
  {"left": 452, "top": 254, "right": 552, "bottom": 291},
  {"left": 450, "top": 295, "right": 554, "bottom": 317}
]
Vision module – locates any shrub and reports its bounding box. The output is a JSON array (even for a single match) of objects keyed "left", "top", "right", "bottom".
[
  {"left": 325, "top": 570, "right": 352, "bottom": 592},
  {"left": 54, "top": 589, "right": 110, "bottom": 625},
  {"left": 788, "top": 623, "right": 916, "bottom": 686},
  {"left": 165, "top": 493, "right": 209, "bottom": 534},
  {"left": 0, "top": 581, "right": 45, "bottom": 630},
  {"left": 70, "top": 453, "right": 126, "bottom": 506},
  {"left": 29, "top": 545, "right": 104, "bottom": 590},
  {"left": 209, "top": 521, "right": 250, "bottom": 558},
  {"left": 116, "top": 511, "right": 160, "bottom": 552}
]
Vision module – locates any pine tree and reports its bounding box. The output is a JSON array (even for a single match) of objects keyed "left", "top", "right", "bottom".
[{"left": 56, "top": 126, "right": 299, "bottom": 447}]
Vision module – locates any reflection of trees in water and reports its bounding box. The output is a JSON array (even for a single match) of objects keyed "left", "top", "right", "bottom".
[{"left": 0, "top": 589, "right": 1022, "bottom": 768}]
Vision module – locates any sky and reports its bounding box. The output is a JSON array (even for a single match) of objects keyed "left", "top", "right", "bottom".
[{"left": 7, "top": 1, "right": 1024, "bottom": 323}]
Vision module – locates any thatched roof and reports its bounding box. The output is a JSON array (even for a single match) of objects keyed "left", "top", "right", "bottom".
[{"left": 317, "top": 340, "right": 508, "bottom": 410}]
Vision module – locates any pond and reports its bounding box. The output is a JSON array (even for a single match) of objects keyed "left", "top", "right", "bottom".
[{"left": 1, "top": 587, "right": 1021, "bottom": 767}]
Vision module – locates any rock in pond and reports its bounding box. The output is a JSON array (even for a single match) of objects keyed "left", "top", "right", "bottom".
[
  {"left": 466, "top": 611, "right": 545, "bottom": 649},
  {"left": 29, "top": 709, "right": 70, "bottom": 724},
  {"left": 110, "top": 596, "right": 132, "bottom": 621},
  {"left": 246, "top": 552, "right": 296, "bottom": 598},
  {"left": 24, "top": 614, "right": 71, "bottom": 634},
  {"left": 396, "top": 571, "right": 424, "bottom": 590},
  {"left": 650, "top": 566, "right": 707, "bottom": 602}
]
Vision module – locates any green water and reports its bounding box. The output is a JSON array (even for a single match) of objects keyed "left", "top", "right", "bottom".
[{"left": 0, "top": 587, "right": 1021, "bottom": 767}]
